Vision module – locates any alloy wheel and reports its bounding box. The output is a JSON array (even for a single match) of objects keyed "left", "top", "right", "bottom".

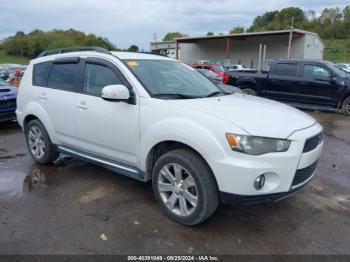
[
  {"left": 158, "top": 163, "right": 198, "bottom": 217},
  {"left": 28, "top": 126, "right": 46, "bottom": 159}
]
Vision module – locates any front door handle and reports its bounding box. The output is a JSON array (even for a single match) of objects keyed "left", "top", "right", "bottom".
[
  {"left": 39, "top": 92, "right": 48, "bottom": 100},
  {"left": 76, "top": 101, "right": 89, "bottom": 110}
]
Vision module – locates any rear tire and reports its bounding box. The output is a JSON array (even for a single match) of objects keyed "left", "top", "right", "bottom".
[
  {"left": 240, "top": 85, "right": 257, "bottom": 96},
  {"left": 152, "top": 149, "right": 219, "bottom": 226},
  {"left": 25, "top": 119, "right": 59, "bottom": 164},
  {"left": 341, "top": 96, "right": 350, "bottom": 116}
]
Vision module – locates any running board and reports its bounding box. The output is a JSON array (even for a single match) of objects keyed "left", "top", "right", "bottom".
[
  {"left": 57, "top": 146, "right": 145, "bottom": 181},
  {"left": 287, "top": 103, "right": 339, "bottom": 113}
]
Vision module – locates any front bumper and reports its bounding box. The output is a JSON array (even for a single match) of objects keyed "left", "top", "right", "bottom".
[
  {"left": 0, "top": 108, "right": 17, "bottom": 122},
  {"left": 211, "top": 123, "right": 323, "bottom": 199}
]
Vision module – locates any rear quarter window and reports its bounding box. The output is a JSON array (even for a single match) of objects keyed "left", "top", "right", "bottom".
[{"left": 33, "top": 62, "right": 51, "bottom": 86}]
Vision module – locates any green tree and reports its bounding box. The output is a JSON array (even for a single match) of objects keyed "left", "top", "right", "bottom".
[
  {"left": 207, "top": 32, "right": 214, "bottom": 36},
  {"left": 1, "top": 29, "right": 118, "bottom": 58},
  {"left": 229, "top": 27, "right": 244, "bottom": 34},
  {"left": 248, "top": 7, "right": 306, "bottom": 32},
  {"left": 162, "top": 32, "right": 188, "bottom": 41},
  {"left": 127, "top": 45, "right": 139, "bottom": 52}
]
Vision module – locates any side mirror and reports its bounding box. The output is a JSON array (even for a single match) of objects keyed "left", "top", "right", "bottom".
[
  {"left": 331, "top": 74, "right": 338, "bottom": 83},
  {"left": 101, "top": 84, "right": 130, "bottom": 102}
]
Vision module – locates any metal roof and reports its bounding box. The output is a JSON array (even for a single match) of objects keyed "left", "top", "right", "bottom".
[{"left": 175, "top": 29, "right": 319, "bottom": 43}]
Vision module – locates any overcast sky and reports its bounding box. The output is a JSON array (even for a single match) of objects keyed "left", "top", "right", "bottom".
[{"left": 0, "top": 0, "right": 348, "bottom": 50}]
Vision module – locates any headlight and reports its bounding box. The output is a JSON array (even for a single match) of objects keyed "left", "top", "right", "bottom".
[{"left": 226, "top": 133, "right": 291, "bottom": 155}]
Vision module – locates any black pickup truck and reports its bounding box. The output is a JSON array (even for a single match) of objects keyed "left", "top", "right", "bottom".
[{"left": 227, "top": 59, "right": 350, "bottom": 115}]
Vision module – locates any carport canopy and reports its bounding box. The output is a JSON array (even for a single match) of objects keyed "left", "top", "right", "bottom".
[{"left": 174, "top": 29, "right": 307, "bottom": 60}]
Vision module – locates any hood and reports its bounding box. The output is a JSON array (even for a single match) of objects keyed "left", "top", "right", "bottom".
[{"left": 169, "top": 94, "right": 316, "bottom": 139}]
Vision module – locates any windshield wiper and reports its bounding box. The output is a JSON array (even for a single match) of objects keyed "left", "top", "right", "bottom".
[
  {"left": 152, "top": 93, "right": 200, "bottom": 99},
  {"left": 204, "top": 91, "right": 224, "bottom": 98}
]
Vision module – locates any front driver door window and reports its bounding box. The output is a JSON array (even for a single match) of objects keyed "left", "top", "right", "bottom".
[
  {"left": 303, "top": 65, "right": 330, "bottom": 81},
  {"left": 83, "top": 63, "right": 122, "bottom": 96}
]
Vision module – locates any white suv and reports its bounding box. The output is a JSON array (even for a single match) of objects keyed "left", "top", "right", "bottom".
[{"left": 16, "top": 47, "right": 323, "bottom": 225}]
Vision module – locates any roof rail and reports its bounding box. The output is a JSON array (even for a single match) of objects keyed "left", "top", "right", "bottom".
[{"left": 37, "top": 46, "right": 111, "bottom": 58}]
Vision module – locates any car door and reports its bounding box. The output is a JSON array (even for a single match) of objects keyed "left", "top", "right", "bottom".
[
  {"left": 75, "top": 58, "right": 139, "bottom": 167},
  {"left": 264, "top": 62, "right": 300, "bottom": 102},
  {"left": 38, "top": 58, "right": 82, "bottom": 147},
  {"left": 296, "top": 64, "right": 337, "bottom": 106}
]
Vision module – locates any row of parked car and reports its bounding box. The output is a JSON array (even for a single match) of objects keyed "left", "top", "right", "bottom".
[{"left": 190, "top": 60, "right": 350, "bottom": 115}]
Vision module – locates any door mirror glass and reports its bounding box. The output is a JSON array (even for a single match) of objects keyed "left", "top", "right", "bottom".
[{"left": 101, "top": 84, "right": 130, "bottom": 101}]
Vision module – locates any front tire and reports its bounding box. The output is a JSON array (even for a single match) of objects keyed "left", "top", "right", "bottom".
[
  {"left": 152, "top": 149, "right": 219, "bottom": 226},
  {"left": 341, "top": 96, "right": 350, "bottom": 116},
  {"left": 25, "top": 119, "right": 59, "bottom": 164}
]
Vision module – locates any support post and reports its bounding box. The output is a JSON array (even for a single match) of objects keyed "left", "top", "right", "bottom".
[
  {"left": 176, "top": 41, "right": 179, "bottom": 60},
  {"left": 258, "top": 44, "right": 262, "bottom": 72},
  {"left": 287, "top": 17, "right": 294, "bottom": 59},
  {"left": 226, "top": 38, "right": 232, "bottom": 60}
]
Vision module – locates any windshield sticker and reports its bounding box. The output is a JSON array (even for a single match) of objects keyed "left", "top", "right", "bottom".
[{"left": 127, "top": 61, "right": 139, "bottom": 67}]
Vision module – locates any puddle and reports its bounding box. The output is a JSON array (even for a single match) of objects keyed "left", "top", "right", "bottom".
[
  {"left": 23, "top": 167, "right": 49, "bottom": 193},
  {"left": 0, "top": 155, "right": 81, "bottom": 199}
]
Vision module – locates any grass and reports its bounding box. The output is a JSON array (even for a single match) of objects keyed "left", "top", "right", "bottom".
[
  {"left": 0, "top": 51, "right": 30, "bottom": 65},
  {"left": 324, "top": 52, "right": 350, "bottom": 63},
  {"left": 323, "top": 39, "right": 350, "bottom": 62}
]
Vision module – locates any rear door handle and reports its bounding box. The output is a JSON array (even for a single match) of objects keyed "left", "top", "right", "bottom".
[{"left": 76, "top": 101, "right": 89, "bottom": 110}]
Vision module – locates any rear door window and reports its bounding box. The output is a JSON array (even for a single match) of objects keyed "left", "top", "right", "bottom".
[
  {"left": 47, "top": 63, "right": 80, "bottom": 91},
  {"left": 274, "top": 63, "right": 298, "bottom": 77},
  {"left": 33, "top": 62, "right": 51, "bottom": 86}
]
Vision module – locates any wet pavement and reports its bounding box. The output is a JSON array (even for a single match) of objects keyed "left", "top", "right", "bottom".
[{"left": 0, "top": 111, "right": 350, "bottom": 255}]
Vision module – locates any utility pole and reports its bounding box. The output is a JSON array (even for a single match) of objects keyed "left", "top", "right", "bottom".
[
  {"left": 287, "top": 16, "right": 294, "bottom": 59},
  {"left": 153, "top": 33, "right": 158, "bottom": 52}
]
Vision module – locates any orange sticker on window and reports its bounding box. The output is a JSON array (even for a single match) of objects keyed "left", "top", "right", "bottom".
[{"left": 127, "top": 61, "right": 139, "bottom": 67}]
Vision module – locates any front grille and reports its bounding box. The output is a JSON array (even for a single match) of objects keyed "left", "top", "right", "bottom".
[
  {"left": 0, "top": 99, "right": 16, "bottom": 109},
  {"left": 0, "top": 111, "right": 16, "bottom": 121},
  {"left": 303, "top": 133, "right": 322, "bottom": 153},
  {"left": 292, "top": 161, "right": 318, "bottom": 187}
]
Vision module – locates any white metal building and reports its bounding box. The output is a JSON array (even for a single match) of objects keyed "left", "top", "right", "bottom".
[
  {"left": 150, "top": 41, "right": 177, "bottom": 59},
  {"left": 171, "top": 29, "right": 324, "bottom": 69}
]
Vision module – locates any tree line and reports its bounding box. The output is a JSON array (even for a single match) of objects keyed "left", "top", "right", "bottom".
[
  {"left": 0, "top": 29, "right": 142, "bottom": 59},
  {"left": 164, "top": 6, "right": 350, "bottom": 50}
]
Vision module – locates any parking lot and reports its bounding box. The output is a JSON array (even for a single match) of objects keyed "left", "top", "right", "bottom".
[{"left": 0, "top": 111, "right": 349, "bottom": 255}]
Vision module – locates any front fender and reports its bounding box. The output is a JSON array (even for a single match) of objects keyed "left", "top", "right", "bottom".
[{"left": 139, "top": 117, "right": 229, "bottom": 172}]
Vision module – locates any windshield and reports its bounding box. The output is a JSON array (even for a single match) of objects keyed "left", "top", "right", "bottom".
[
  {"left": 125, "top": 60, "right": 222, "bottom": 98},
  {"left": 197, "top": 69, "right": 218, "bottom": 78},
  {"left": 325, "top": 61, "right": 348, "bottom": 78}
]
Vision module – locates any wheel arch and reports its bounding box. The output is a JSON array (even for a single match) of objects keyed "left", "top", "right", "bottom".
[
  {"left": 237, "top": 80, "right": 259, "bottom": 90},
  {"left": 21, "top": 102, "right": 56, "bottom": 143},
  {"left": 338, "top": 92, "right": 350, "bottom": 109},
  {"left": 144, "top": 140, "right": 218, "bottom": 190}
]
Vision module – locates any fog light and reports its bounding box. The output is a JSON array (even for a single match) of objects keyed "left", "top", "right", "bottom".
[{"left": 254, "top": 174, "right": 265, "bottom": 190}]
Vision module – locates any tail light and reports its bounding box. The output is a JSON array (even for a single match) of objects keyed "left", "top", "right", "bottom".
[{"left": 223, "top": 74, "right": 230, "bottom": 84}]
